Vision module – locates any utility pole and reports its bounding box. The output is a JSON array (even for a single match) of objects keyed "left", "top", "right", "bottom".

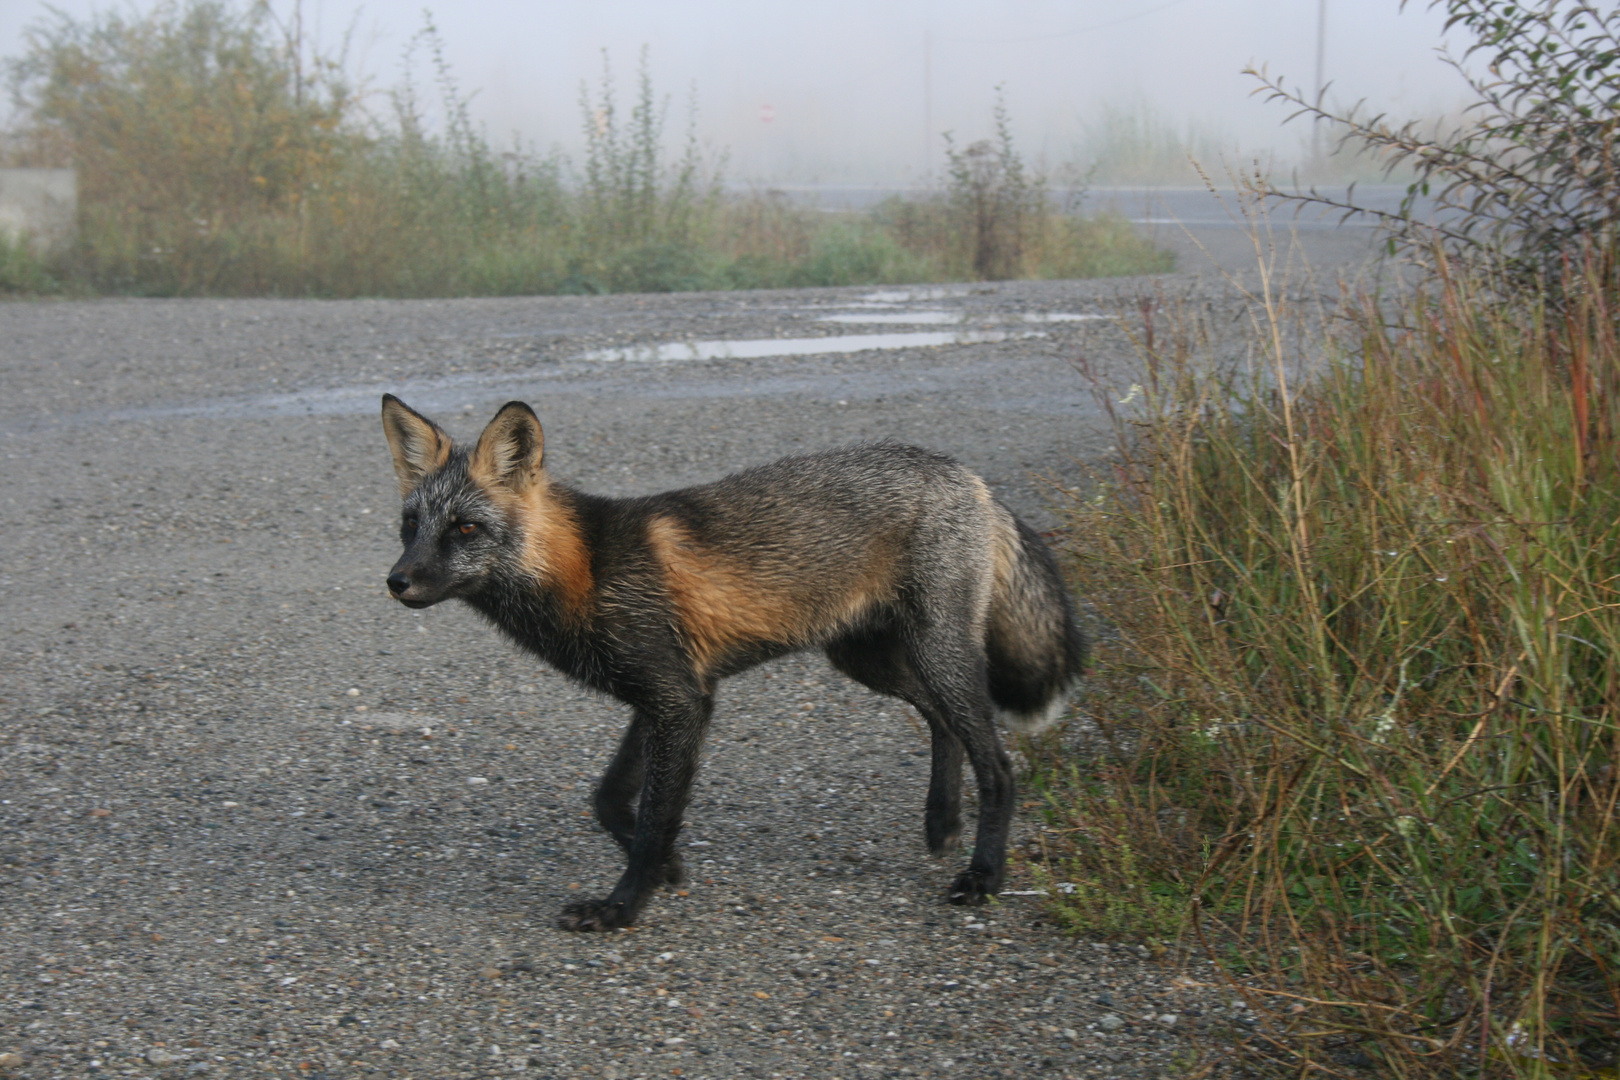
[
  {"left": 1313, "top": 0, "right": 1326, "bottom": 165},
  {"left": 292, "top": 0, "right": 304, "bottom": 108},
  {"left": 923, "top": 23, "right": 934, "bottom": 185}
]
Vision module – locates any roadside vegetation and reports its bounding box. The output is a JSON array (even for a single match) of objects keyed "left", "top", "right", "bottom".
[
  {"left": 0, "top": 0, "right": 1168, "bottom": 297},
  {"left": 1034, "top": 3, "right": 1620, "bottom": 1077}
]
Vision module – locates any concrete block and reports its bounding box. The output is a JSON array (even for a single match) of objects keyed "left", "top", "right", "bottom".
[{"left": 0, "top": 168, "right": 77, "bottom": 255}]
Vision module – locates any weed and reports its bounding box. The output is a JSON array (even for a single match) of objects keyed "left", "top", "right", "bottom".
[
  {"left": 1072, "top": 97, "right": 1238, "bottom": 187},
  {"left": 1054, "top": 228, "right": 1620, "bottom": 1075},
  {"left": 940, "top": 89, "right": 1044, "bottom": 280},
  {"left": 0, "top": 230, "right": 60, "bottom": 293}
]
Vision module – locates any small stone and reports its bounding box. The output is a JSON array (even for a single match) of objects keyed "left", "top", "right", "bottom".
[
  {"left": 467, "top": 777, "right": 490, "bottom": 786},
  {"left": 346, "top": 688, "right": 361, "bottom": 697},
  {"left": 1158, "top": 1014, "right": 1180, "bottom": 1026},
  {"left": 146, "top": 1048, "right": 178, "bottom": 1065},
  {"left": 221, "top": 801, "right": 239, "bottom": 809},
  {"left": 89, "top": 807, "right": 112, "bottom": 817},
  {"left": 1098, "top": 1014, "right": 1125, "bottom": 1032},
  {"left": 378, "top": 1039, "right": 401, "bottom": 1050},
  {"left": 0, "top": 1052, "right": 26, "bottom": 1070},
  {"left": 479, "top": 966, "right": 502, "bottom": 980}
]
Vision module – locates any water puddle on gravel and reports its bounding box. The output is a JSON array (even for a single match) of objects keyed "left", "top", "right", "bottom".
[
  {"left": 578, "top": 328, "right": 1044, "bottom": 362},
  {"left": 859, "top": 288, "right": 961, "bottom": 303},
  {"left": 817, "top": 311, "right": 1105, "bottom": 325}
]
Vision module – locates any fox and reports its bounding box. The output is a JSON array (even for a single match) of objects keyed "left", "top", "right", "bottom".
[{"left": 380, "top": 394, "right": 1085, "bottom": 931}]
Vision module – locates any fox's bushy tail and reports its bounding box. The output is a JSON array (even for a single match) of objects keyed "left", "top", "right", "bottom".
[{"left": 985, "top": 514, "right": 1087, "bottom": 733}]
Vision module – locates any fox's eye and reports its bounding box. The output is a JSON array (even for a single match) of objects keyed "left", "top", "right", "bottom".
[
  {"left": 404, "top": 517, "right": 418, "bottom": 531},
  {"left": 458, "top": 522, "right": 478, "bottom": 536}
]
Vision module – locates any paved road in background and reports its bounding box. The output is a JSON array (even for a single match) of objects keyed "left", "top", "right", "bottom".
[
  {"left": 771, "top": 181, "right": 1410, "bottom": 280},
  {"left": 0, "top": 232, "right": 1375, "bottom": 1078}
]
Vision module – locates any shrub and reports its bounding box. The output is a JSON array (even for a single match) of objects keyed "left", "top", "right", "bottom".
[
  {"left": 1250, "top": 0, "right": 1620, "bottom": 284},
  {"left": 941, "top": 89, "right": 1045, "bottom": 280},
  {"left": 5, "top": 0, "right": 356, "bottom": 292}
]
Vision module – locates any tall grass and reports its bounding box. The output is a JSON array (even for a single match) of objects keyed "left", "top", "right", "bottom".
[
  {"left": 1, "top": 0, "right": 1171, "bottom": 297},
  {"left": 0, "top": 229, "right": 61, "bottom": 293},
  {"left": 1049, "top": 234, "right": 1620, "bottom": 1076},
  {"left": 1072, "top": 98, "right": 1239, "bottom": 187}
]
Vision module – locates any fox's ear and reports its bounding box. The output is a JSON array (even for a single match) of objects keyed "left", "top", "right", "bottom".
[
  {"left": 470, "top": 401, "right": 545, "bottom": 491},
  {"left": 381, "top": 394, "right": 451, "bottom": 496}
]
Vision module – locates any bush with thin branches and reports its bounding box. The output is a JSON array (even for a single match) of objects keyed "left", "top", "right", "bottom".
[{"left": 1249, "top": 0, "right": 1620, "bottom": 285}]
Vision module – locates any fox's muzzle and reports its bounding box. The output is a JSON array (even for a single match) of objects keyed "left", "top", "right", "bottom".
[{"left": 386, "top": 562, "right": 441, "bottom": 609}]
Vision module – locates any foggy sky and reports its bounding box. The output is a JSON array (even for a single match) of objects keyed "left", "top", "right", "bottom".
[{"left": 1, "top": 0, "right": 1471, "bottom": 184}]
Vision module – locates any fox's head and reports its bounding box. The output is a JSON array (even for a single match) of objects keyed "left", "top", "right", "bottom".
[{"left": 381, "top": 394, "right": 584, "bottom": 610}]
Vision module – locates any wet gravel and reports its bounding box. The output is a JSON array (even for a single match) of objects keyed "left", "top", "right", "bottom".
[{"left": 0, "top": 276, "right": 1283, "bottom": 1079}]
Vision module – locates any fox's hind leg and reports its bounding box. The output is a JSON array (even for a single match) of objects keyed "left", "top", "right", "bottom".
[
  {"left": 594, "top": 716, "right": 685, "bottom": 886},
  {"left": 922, "top": 719, "right": 965, "bottom": 855},
  {"left": 827, "top": 630, "right": 964, "bottom": 856},
  {"left": 904, "top": 632, "right": 1016, "bottom": 907}
]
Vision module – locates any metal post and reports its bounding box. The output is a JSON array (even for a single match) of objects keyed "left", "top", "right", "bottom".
[
  {"left": 924, "top": 23, "right": 934, "bottom": 184},
  {"left": 1313, "top": 0, "right": 1327, "bottom": 165}
]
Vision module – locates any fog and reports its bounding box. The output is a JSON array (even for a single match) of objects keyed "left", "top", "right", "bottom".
[{"left": 0, "top": 0, "right": 1473, "bottom": 184}]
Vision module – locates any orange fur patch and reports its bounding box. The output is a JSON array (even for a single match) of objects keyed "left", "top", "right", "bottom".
[
  {"left": 468, "top": 465, "right": 594, "bottom": 618},
  {"left": 646, "top": 516, "right": 903, "bottom": 674},
  {"left": 518, "top": 484, "right": 595, "bottom": 617},
  {"left": 646, "top": 516, "right": 806, "bottom": 673}
]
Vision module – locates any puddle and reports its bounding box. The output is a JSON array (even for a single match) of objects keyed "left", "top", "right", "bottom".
[
  {"left": 818, "top": 311, "right": 1104, "bottom": 326},
  {"left": 859, "top": 288, "right": 962, "bottom": 303},
  {"left": 820, "top": 311, "right": 964, "bottom": 325},
  {"left": 578, "top": 329, "right": 1044, "bottom": 362}
]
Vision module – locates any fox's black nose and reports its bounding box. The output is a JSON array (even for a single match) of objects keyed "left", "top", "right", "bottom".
[{"left": 387, "top": 572, "right": 411, "bottom": 595}]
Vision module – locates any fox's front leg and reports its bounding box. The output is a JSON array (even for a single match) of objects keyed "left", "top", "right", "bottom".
[
  {"left": 560, "top": 694, "right": 712, "bottom": 931},
  {"left": 592, "top": 713, "right": 685, "bottom": 886}
]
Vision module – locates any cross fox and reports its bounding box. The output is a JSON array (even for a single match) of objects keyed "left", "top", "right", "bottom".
[{"left": 381, "top": 395, "right": 1085, "bottom": 931}]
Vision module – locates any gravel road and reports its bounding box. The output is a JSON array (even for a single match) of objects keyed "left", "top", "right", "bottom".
[{"left": 0, "top": 265, "right": 1341, "bottom": 1079}]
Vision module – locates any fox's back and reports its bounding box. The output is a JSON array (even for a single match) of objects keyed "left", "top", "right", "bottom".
[{"left": 613, "top": 443, "right": 1007, "bottom": 674}]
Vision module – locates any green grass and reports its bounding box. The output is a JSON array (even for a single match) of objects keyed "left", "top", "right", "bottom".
[{"left": 0, "top": 231, "right": 61, "bottom": 294}]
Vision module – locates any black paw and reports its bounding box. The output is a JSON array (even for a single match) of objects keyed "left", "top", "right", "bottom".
[
  {"left": 663, "top": 854, "right": 687, "bottom": 886},
  {"left": 947, "top": 868, "right": 1000, "bottom": 906},
  {"left": 557, "top": 898, "right": 636, "bottom": 932},
  {"left": 926, "top": 823, "right": 963, "bottom": 857}
]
